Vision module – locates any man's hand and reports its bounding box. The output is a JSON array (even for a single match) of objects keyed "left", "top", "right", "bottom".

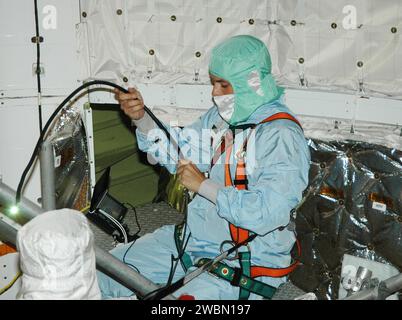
[
  {"left": 113, "top": 87, "right": 145, "bottom": 120},
  {"left": 177, "top": 160, "right": 206, "bottom": 193}
]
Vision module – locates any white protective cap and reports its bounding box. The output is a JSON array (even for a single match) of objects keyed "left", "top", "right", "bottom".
[{"left": 16, "top": 209, "right": 101, "bottom": 300}]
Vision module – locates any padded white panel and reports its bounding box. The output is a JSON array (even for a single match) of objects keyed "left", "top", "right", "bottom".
[{"left": 79, "top": 0, "right": 402, "bottom": 98}]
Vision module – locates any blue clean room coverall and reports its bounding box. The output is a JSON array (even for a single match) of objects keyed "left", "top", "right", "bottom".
[{"left": 97, "top": 97, "right": 311, "bottom": 300}]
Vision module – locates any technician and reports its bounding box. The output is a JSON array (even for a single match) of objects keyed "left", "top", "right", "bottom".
[{"left": 97, "top": 35, "right": 310, "bottom": 300}]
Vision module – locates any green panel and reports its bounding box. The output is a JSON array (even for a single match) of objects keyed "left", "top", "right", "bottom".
[{"left": 92, "top": 108, "right": 159, "bottom": 206}]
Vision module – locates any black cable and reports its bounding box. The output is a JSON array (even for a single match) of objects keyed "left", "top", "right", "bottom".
[
  {"left": 14, "top": 79, "right": 191, "bottom": 299},
  {"left": 140, "top": 285, "right": 164, "bottom": 300},
  {"left": 120, "top": 203, "right": 141, "bottom": 274},
  {"left": 141, "top": 195, "right": 191, "bottom": 300},
  {"left": 146, "top": 233, "right": 258, "bottom": 300},
  {"left": 33, "top": 0, "right": 43, "bottom": 132},
  {"left": 140, "top": 232, "right": 191, "bottom": 300},
  {"left": 15, "top": 80, "right": 182, "bottom": 206},
  {"left": 165, "top": 207, "right": 190, "bottom": 286},
  {"left": 124, "top": 202, "right": 142, "bottom": 237}
]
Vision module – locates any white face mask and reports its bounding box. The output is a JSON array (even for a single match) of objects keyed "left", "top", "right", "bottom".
[{"left": 213, "top": 94, "right": 235, "bottom": 123}]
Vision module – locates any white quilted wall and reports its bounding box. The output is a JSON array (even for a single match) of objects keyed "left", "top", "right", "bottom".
[{"left": 78, "top": 0, "right": 402, "bottom": 98}]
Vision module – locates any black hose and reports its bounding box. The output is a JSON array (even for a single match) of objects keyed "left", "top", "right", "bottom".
[{"left": 15, "top": 80, "right": 181, "bottom": 205}]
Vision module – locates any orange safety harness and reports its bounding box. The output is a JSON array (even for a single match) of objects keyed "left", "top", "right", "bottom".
[
  {"left": 174, "top": 112, "right": 304, "bottom": 299},
  {"left": 211, "top": 112, "right": 302, "bottom": 279}
]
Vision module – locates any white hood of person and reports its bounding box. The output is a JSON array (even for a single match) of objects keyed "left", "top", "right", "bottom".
[{"left": 16, "top": 209, "right": 101, "bottom": 300}]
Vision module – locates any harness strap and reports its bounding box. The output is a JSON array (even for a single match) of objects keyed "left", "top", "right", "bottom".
[
  {"left": 223, "top": 112, "right": 303, "bottom": 298},
  {"left": 195, "top": 258, "right": 277, "bottom": 300},
  {"left": 225, "top": 112, "right": 303, "bottom": 246},
  {"left": 250, "top": 238, "right": 301, "bottom": 278},
  {"left": 173, "top": 112, "right": 303, "bottom": 299},
  {"left": 238, "top": 252, "right": 252, "bottom": 300}
]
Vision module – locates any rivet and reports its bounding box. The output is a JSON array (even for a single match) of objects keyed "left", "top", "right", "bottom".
[
  {"left": 298, "top": 57, "right": 305, "bottom": 64},
  {"left": 313, "top": 228, "right": 320, "bottom": 235},
  {"left": 217, "top": 17, "right": 223, "bottom": 23},
  {"left": 391, "top": 27, "right": 397, "bottom": 34},
  {"left": 221, "top": 267, "right": 229, "bottom": 275},
  {"left": 328, "top": 272, "right": 333, "bottom": 278},
  {"left": 367, "top": 243, "right": 374, "bottom": 251},
  {"left": 171, "top": 15, "right": 176, "bottom": 21},
  {"left": 31, "top": 36, "right": 44, "bottom": 43},
  {"left": 249, "top": 19, "right": 255, "bottom": 25},
  {"left": 291, "top": 20, "right": 297, "bottom": 26},
  {"left": 195, "top": 51, "right": 201, "bottom": 58},
  {"left": 82, "top": 12, "right": 87, "bottom": 18},
  {"left": 123, "top": 77, "right": 128, "bottom": 83},
  {"left": 331, "top": 22, "right": 337, "bottom": 29},
  {"left": 346, "top": 151, "right": 353, "bottom": 158},
  {"left": 320, "top": 163, "right": 326, "bottom": 169},
  {"left": 374, "top": 173, "right": 380, "bottom": 179},
  {"left": 398, "top": 216, "right": 402, "bottom": 223},
  {"left": 338, "top": 199, "right": 345, "bottom": 206},
  {"left": 241, "top": 278, "right": 248, "bottom": 285},
  {"left": 116, "top": 9, "right": 123, "bottom": 15},
  {"left": 357, "top": 61, "right": 364, "bottom": 68},
  {"left": 149, "top": 49, "right": 155, "bottom": 56}
]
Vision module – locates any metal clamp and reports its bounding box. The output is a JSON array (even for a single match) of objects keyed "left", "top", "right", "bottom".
[
  {"left": 220, "top": 240, "right": 239, "bottom": 261},
  {"left": 219, "top": 240, "right": 251, "bottom": 261}
]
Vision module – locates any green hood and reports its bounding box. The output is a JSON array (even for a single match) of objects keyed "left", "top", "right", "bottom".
[{"left": 209, "top": 35, "right": 284, "bottom": 125}]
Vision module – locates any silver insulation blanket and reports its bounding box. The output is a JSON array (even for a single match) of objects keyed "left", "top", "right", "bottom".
[
  {"left": 291, "top": 139, "right": 402, "bottom": 299},
  {"left": 47, "top": 108, "right": 91, "bottom": 211}
]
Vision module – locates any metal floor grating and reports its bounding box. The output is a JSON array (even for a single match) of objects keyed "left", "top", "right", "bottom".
[{"left": 90, "top": 201, "right": 183, "bottom": 252}]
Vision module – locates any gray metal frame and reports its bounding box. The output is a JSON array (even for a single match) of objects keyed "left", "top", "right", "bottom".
[{"left": 39, "top": 139, "right": 56, "bottom": 211}]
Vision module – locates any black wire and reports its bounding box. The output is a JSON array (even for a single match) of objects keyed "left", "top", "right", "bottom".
[
  {"left": 140, "top": 285, "right": 164, "bottom": 300},
  {"left": 121, "top": 202, "right": 141, "bottom": 274},
  {"left": 124, "top": 202, "right": 142, "bottom": 237},
  {"left": 142, "top": 195, "right": 191, "bottom": 300},
  {"left": 15, "top": 80, "right": 182, "bottom": 206},
  {"left": 146, "top": 233, "right": 258, "bottom": 301},
  {"left": 33, "top": 0, "right": 43, "bottom": 132}
]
